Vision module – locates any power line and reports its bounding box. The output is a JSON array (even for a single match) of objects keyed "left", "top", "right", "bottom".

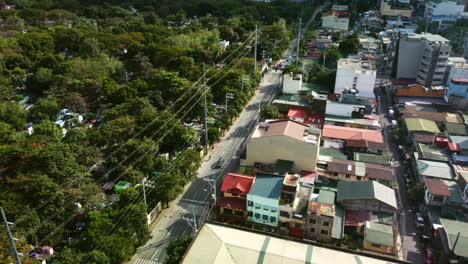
[{"left": 1, "top": 207, "right": 22, "bottom": 264}]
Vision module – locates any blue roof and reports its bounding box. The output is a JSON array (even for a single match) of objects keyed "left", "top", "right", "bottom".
[
  {"left": 452, "top": 154, "right": 468, "bottom": 164},
  {"left": 250, "top": 173, "right": 283, "bottom": 199}
]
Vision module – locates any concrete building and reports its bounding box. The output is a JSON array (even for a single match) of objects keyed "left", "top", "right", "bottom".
[
  {"left": 445, "top": 58, "right": 468, "bottom": 106},
  {"left": 396, "top": 33, "right": 451, "bottom": 86},
  {"left": 321, "top": 10, "right": 349, "bottom": 31},
  {"left": 244, "top": 119, "right": 321, "bottom": 172},
  {"left": 246, "top": 173, "right": 283, "bottom": 230},
  {"left": 363, "top": 221, "right": 395, "bottom": 254},
  {"left": 282, "top": 73, "right": 302, "bottom": 94},
  {"left": 334, "top": 58, "right": 376, "bottom": 99},
  {"left": 425, "top": 0, "right": 468, "bottom": 18},
  {"left": 337, "top": 181, "right": 397, "bottom": 214},
  {"left": 218, "top": 173, "right": 255, "bottom": 224},
  {"left": 380, "top": 0, "right": 413, "bottom": 17}
]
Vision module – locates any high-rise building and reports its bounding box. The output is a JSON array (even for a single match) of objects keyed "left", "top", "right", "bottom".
[{"left": 396, "top": 32, "right": 451, "bottom": 86}]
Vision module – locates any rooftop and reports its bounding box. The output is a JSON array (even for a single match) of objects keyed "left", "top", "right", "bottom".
[
  {"left": 220, "top": 173, "right": 255, "bottom": 196},
  {"left": 403, "top": 107, "right": 463, "bottom": 124},
  {"left": 317, "top": 189, "right": 336, "bottom": 205},
  {"left": 353, "top": 152, "right": 391, "bottom": 165},
  {"left": 337, "top": 181, "right": 397, "bottom": 209},
  {"left": 274, "top": 159, "right": 294, "bottom": 175},
  {"left": 416, "top": 160, "right": 454, "bottom": 180},
  {"left": 319, "top": 147, "right": 348, "bottom": 160},
  {"left": 445, "top": 123, "right": 468, "bottom": 136},
  {"left": 417, "top": 143, "right": 450, "bottom": 162},
  {"left": 337, "top": 58, "right": 376, "bottom": 71},
  {"left": 439, "top": 218, "right": 468, "bottom": 258},
  {"left": 450, "top": 136, "right": 468, "bottom": 150},
  {"left": 327, "top": 158, "right": 394, "bottom": 182},
  {"left": 322, "top": 125, "right": 384, "bottom": 143},
  {"left": 182, "top": 223, "right": 400, "bottom": 264},
  {"left": 364, "top": 222, "right": 394, "bottom": 248},
  {"left": 404, "top": 32, "right": 449, "bottom": 43},
  {"left": 249, "top": 173, "right": 283, "bottom": 199},
  {"left": 404, "top": 118, "right": 440, "bottom": 133},
  {"left": 253, "top": 119, "right": 319, "bottom": 143},
  {"left": 325, "top": 115, "right": 381, "bottom": 128},
  {"left": 424, "top": 177, "right": 451, "bottom": 197}
]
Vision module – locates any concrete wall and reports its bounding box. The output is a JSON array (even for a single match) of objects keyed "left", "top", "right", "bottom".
[
  {"left": 247, "top": 194, "right": 280, "bottom": 227},
  {"left": 356, "top": 71, "right": 377, "bottom": 98},
  {"left": 363, "top": 241, "right": 393, "bottom": 254},
  {"left": 245, "top": 135, "right": 319, "bottom": 172},
  {"left": 305, "top": 214, "right": 334, "bottom": 242},
  {"left": 334, "top": 66, "right": 355, "bottom": 94},
  {"left": 283, "top": 74, "right": 302, "bottom": 94},
  {"left": 397, "top": 37, "right": 426, "bottom": 79}
]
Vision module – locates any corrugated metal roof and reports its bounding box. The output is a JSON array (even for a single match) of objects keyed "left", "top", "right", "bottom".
[
  {"left": 364, "top": 222, "right": 394, "bottom": 247},
  {"left": 337, "top": 181, "right": 397, "bottom": 209},
  {"left": 404, "top": 118, "right": 440, "bottom": 133}
]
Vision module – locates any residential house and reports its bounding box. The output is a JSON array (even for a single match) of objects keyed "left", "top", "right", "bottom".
[
  {"left": 403, "top": 107, "right": 463, "bottom": 124},
  {"left": 244, "top": 119, "right": 321, "bottom": 172},
  {"left": 318, "top": 147, "right": 348, "bottom": 166},
  {"left": 322, "top": 125, "right": 385, "bottom": 154},
  {"left": 305, "top": 189, "right": 342, "bottom": 242},
  {"left": 456, "top": 171, "right": 468, "bottom": 208},
  {"left": 287, "top": 107, "right": 324, "bottom": 127},
  {"left": 278, "top": 173, "right": 300, "bottom": 234},
  {"left": 353, "top": 152, "right": 391, "bottom": 166},
  {"left": 404, "top": 118, "right": 440, "bottom": 141},
  {"left": 218, "top": 173, "right": 255, "bottom": 224},
  {"left": 424, "top": 178, "right": 464, "bottom": 207},
  {"left": 380, "top": 0, "right": 413, "bottom": 17},
  {"left": 445, "top": 123, "right": 468, "bottom": 136},
  {"left": 321, "top": 10, "right": 349, "bottom": 31},
  {"left": 449, "top": 135, "right": 468, "bottom": 155},
  {"left": 416, "top": 159, "right": 455, "bottom": 182},
  {"left": 324, "top": 115, "right": 381, "bottom": 130},
  {"left": 438, "top": 218, "right": 468, "bottom": 262},
  {"left": 334, "top": 58, "right": 376, "bottom": 99},
  {"left": 337, "top": 181, "right": 397, "bottom": 214},
  {"left": 282, "top": 73, "right": 302, "bottom": 94},
  {"left": 326, "top": 158, "right": 395, "bottom": 186},
  {"left": 247, "top": 173, "right": 283, "bottom": 230},
  {"left": 416, "top": 143, "right": 450, "bottom": 162},
  {"left": 363, "top": 221, "right": 395, "bottom": 254}
]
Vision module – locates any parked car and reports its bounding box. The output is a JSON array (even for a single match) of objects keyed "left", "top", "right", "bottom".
[
  {"left": 212, "top": 157, "right": 225, "bottom": 169},
  {"left": 415, "top": 212, "right": 425, "bottom": 230},
  {"left": 388, "top": 107, "right": 395, "bottom": 117},
  {"left": 391, "top": 120, "right": 397, "bottom": 128}
]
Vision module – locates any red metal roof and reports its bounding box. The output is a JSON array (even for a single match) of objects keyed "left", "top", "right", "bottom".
[
  {"left": 288, "top": 107, "right": 308, "bottom": 119},
  {"left": 453, "top": 78, "right": 468, "bottom": 83},
  {"left": 345, "top": 210, "right": 371, "bottom": 226},
  {"left": 424, "top": 178, "right": 451, "bottom": 197},
  {"left": 300, "top": 171, "right": 317, "bottom": 185},
  {"left": 218, "top": 197, "right": 246, "bottom": 211},
  {"left": 449, "top": 142, "right": 462, "bottom": 151},
  {"left": 322, "top": 125, "right": 384, "bottom": 144},
  {"left": 220, "top": 173, "right": 255, "bottom": 195}
]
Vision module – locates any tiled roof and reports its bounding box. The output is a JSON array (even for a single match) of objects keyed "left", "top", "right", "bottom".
[
  {"left": 424, "top": 177, "right": 451, "bottom": 196},
  {"left": 220, "top": 173, "right": 255, "bottom": 196},
  {"left": 327, "top": 158, "right": 394, "bottom": 181},
  {"left": 412, "top": 132, "right": 435, "bottom": 143},
  {"left": 337, "top": 181, "right": 397, "bottom": 209},
  {"left": 322, "top": 125, "right": 383, "bottom": 143},
  {"left": 249, "top": 173, "right": 283, "bottom": 199},
  {"left": 403, "top": 107, "right": 463, "bottom": 124}
]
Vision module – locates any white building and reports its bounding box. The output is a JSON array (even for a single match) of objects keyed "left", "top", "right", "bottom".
[
  {"left": 334, "top": 58, "right": 376, "bottom": 98},
  {"left": 396, "top": 33, "right": 451, "bottom": 86},
  {"left": 282, "top": 73, "right": 302, "bottom": 94},
  {"left": 425, "top": 0, "right": 468, "bottom": 17},
  {"left": 445, "top": 57, "right": 468, "bottom": 85},
  {"left": 321, "top": 10, "right": 349, "bottom": 31},
  {"left": 325, "top": 101, "right": 366, "bottom": 118}
]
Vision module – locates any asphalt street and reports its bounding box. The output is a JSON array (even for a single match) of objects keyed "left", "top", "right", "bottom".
[{"left": 375, "top": 78, "right": 423, "bottom": 263}]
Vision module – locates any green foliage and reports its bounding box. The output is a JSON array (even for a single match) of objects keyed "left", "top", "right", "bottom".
[
  {"left": 408, "top": 183, "right": 425, "bottom": 204},
  {"left": 18, "top": 32, "right": 55, "bottom": 61},
  {"left": 29, "top": 97, "right": 60, "bottom": 123},
  {"left": 261, "top": 105, "right": 282, "bottom": 120},
  {"left": 32, "top": 120, "right": 63, "bottom": 141},
  {"left": 164, "top": 235, "right": 193, "bottom": 264},
  {"left": 338, "top": 34, "right": 359, "bottom": 57},
  {"left": 319, "top": 46, "right": 342, "bottom": 69},
  {"left": 0, "top": 101, "right": 27, "bottom": 130}
]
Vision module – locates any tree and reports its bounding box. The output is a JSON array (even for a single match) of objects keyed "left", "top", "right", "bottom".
[
  {"left": 164, "top": 235, "right": 193, "bottom": 264},
  {"left": 338, "top": 34, "right": 359, "bottom": 57},
  {"left": 32, "top": 120, "right": 63, "bottom": 141},
  {"left": 98, "top": 115, "right": 137, "bottom": 146},
  {"left": 320, "top": 46, "right": 341, "bottom": 69},
  {"left": 28, "top": 97, "right": 60, "bottom": 123},
  {"left": 26, "top": 67, "right": 55, "bottom": 94},
  {"left": 260, "top": 105, "right": 282, "bottom": 120},
  {"left": 408, "top": 183, "right": 425, "bottom": 204},
  {"left": 18, "top": 32, "right": 55, "bottom": 61},
  {"left": 63, "top": 92, "right": 89, "bottom": 113},
  {"left": 0, "top": 101, "right": 27, "bottom": 130}
]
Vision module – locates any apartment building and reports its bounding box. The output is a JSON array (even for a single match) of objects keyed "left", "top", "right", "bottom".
[
  {"left": 334, "top": 58, "right": 376, "bottom": 99},
  {"left": 396, "top": 33, "right": 451, "bottom": 86}
]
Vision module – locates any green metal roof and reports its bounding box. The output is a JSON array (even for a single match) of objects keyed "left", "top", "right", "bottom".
[
  {"left": 417, "top": 143, "right": 450, "bottom": 162},
  {"left": 445, "top": 181, "right": 464, "bottom": 205},
  {"left": 317, "top": 189, "right": 336, "bottom": 205},
  {"left": 450, "top": 136, "right": 468, "bottom": 150},
  {"left": 377, "top": 212, "right": 394, "bottom": 226},
  {"left": 416, "top": 160, "right": 454, "bottom": 180},
  {"left": 273, "top": 95, "right": 311, "bottom": 107},
  {"left": 250, "top": 173, "right": 283, "bottom": 199},
  {"left": 300, "top": 82, "right": 329, "bottom": 94},
  {"left": 353, "top": 152, "right": 390, "bottom": 165},
  {"left": 405, "top": 118, "right": 440, "bottom": 133},
  {"left": 364, "top": 222, "right": 394, "bottom": 247},
  {"left": 445, "top": 123, "right": 468, "bottom": 136},
  {"left": 331, "top": 205, "right": 344, "bottom": 239},
  {"left": 273, "top": 159, "right": 294, "bottom": 175},
  {"left": 319, "top": 147, "right": 348, "bottom": 160},
  {"left": 337, "top": 181, "right": 397, "bottom": 209},
  {"left": 440, "top": 218, "right": 468, "bottom": 258},
  {"left": 325, "top": 115, "right": 381, "bottom": 128}
]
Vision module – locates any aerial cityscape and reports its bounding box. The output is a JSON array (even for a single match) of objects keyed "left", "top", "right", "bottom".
[{"left": 0, "top": 0, "right": 468, "bottom": 263}]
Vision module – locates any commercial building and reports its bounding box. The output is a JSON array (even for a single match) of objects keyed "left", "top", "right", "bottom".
[
  {"left": 321, "top": 10, "right": 349, "bottom": 31},
  {"left": 334, "top": 58, "right": 376, "bottom": 99},
  {"left": 396, "top": 33, "right": 451, "bottom": 86},
  {"left": 244, "top": 119, "right": 321, "bottom": 172}
]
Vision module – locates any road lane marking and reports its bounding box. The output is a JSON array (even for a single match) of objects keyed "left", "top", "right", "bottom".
[{"left": 150, "top": 249, "right": 160, "bottom": 260}]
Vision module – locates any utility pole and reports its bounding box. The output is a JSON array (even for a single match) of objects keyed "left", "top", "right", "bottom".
[
  {"left": 203, "top": 63, "right": 209, "bottom": 154},
  {"left": 203, "top": 177, "right": 217, "bottom": 204},
  {"left": 141, "top": 178, "right": 155, "bottom": 209},
  {"left": 296, "top": 17, "right": 302, "bottom": 64},
  {"left": 323, "top": 52, "right": 326, "bottom": 68},
  {"left": 1, "top": 207, "right": 22, "bottom": 264},
  {"left": 254, "top": 25, "right": 258, "bottom": 73},
  {"left": 225, "top": 93, "right": 234, "bottom": 115}
]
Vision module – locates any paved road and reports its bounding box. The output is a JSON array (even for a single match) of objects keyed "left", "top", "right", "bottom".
[{"left": 375, "top": 79, "right": 424, "bottom": 263}]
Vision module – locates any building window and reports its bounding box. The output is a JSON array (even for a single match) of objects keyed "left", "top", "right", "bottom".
[
  {"left": 248, "top": 200, "right": 253, "bottom": 207},
  {"left": 255, "top": 203, "right": 261, "bottom": 209},
  {"left": 323, "top": 221, "right": 329, "bottom": 227},
  {"left": 224, "top": 208, "right": 232, "bottom": 214},
  {"left": 263, "top": 206, "right": 269, "bottom": 211},
  {"left": 255, "top": 213, "right": 260, "bottom": 219},
  {"left": 262, "top": 215, "right": 269, "bottom": 221},
  {"left": 345, "top": 174, "right": 350, "bottom": 179},
  {"left": 280, "top": 211, "right": 290, "bottom": 218},
  {"left": 247, "top": 211, "right": 253, "bottom": 217},
  {"left": 270, "top": 216, "right": 276, "bottom": 222},
  {"left": 433, "top": 195, "right": 444, "bottom": 203},
  {"left": 310, "top": 219, "right": 316, "bottom": 224},
  {"left": 234, "top": 210, "right": 244, "bottom": 216},
  {"left": 321, "top": 230, "right": 328, "bottom": 235},
  {"left": 310, "top": 228, "right": 316, "bottom": 233},
  {"left": 371, "top": 243, "right": 381, "bottom": 248},
  {"left": 271, "top": 208, "right": 277, "bottom": 213}
]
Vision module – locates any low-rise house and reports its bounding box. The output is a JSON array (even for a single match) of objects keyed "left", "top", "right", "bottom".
[
  {"left": 449, "top": 135, "right": 468, "bottom": 155},
  {"left": 438, "top": 218, "right": 468, "bottom": 262},
  {"left": 424, "top": 178, "right": 464, "bottom": 207},
  {"left": 416, "top": 143, "right": 450, "bottom": 162},
  {"left": 282, "top": 73, "right": 302, "bottom": 94},
  {"left": 244, "top": 119, "right": 321, "bottom": 172},
  {"left": 404, "top": 118, "right": 440, "bottom": 135},
  {"left": 324, "top": 115, "right": 381, "bottom": 130},
  {"left": 353, "top": 152, "right": 391, "bottom": 165},
  {"left": 326, "top": 158, "right": 395, "bottom": 186},
  {"left": 416, "top": 160, "right": 455, "bottom": 182},
  {"left": 394, "top": 84, "right": 445, "bottom": 98},
  {"left": 325, "top": 101, "right": 366, "bottom": 118},
  {"left": 322, "top": 125, "right": 385, "bottom": 154},
  {"left": 445, "top": 123, "right": 468, "bottom": 136},
  {"left": 456, "top": 171, "right": 468, "bottom": 208},
  {"left": 287, "top": 107, "right": 324, "bottom": 126},
  {"left": 403, "top": 107, "right": 464, "bottom": 124},
  {"left": 337, "top": 181, "right": 397, "bottom": 214},
  {"left": 321, "top": 10, "right": 349, "bottom": 31},
  {"left": 247, "top": 173, "right": 283, "bottom": 231},
  {"left": 363, "top": 221, "right": 395, "bottom": 254},
  {"left": 218, "top": 173, "right": 255, "bottom": 224},
  {"left": 318, "top": 147, "right": 348, "bottom": 165},
  {"left": 305, "top": 189, "right": 341, "bottom": 242},
  {"left": 334, "top": 58, "right": 376, "bottom": 99}
]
